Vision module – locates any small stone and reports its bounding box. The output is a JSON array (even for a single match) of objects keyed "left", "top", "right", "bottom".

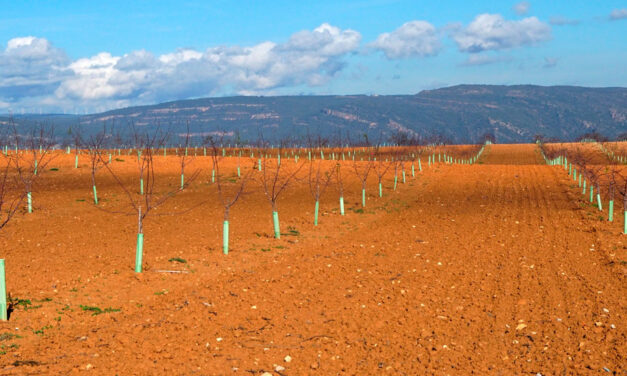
[
  {"left": 261, "top": 373, "right": 272, "bottom": 376},
  {"left": 275, "top": 365, "right": 285, "bottom": 372},
  {"left": 516, "top": 323, "right": 527, "bottom": 331},
  {"left": 85, "top": 364, "right": 93, "bottom": 370},
  {"left": 310, "top": 362, "right": 318, "bottom": 369},
  {"left": 284, "top": 355, "right": 292, "bottom": 363}
]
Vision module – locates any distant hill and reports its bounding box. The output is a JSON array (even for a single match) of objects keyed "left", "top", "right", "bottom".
[{"left": 3, "top": 85, "right": 626, "bottom": 144}]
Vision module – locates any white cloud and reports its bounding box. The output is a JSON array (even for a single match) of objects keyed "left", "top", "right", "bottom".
[
  {"left": 549, "top": 16, "right": 580, "bottom": 26},
  {"left": 451, "top": 14, "right": 551, "bottom": 53},
  {"left": 1, "top": 24, "right": 361, "bottom": 112},
  {"left": 462, "top": 54, "right": 512, "bottom": 66},
  {"left": 370, "top": 21, "right": 440, "bottom": 59},
  {"left": 0, "top": 36, "right": 70, "bottom": 100},
  {"left": 513, "top": 1, "right": 530, "bottom": 16},
  {"left": 609, "top": 9, "right": 627, "bottom": 20}
]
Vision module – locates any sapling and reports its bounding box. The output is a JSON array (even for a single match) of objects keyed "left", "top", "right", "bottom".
[
  {"left": 373, "top": 146, "right": 392, "bottom": 198},
  {"left": 0, "top": 122, "right": 54, "bottom": 320},
  {"left": 352, "top": 152, "right": 373, "bottom": 207},
  {"left": 259, "top": 139, "right": 305, "bottom": 238},
  {"left": 178, "top": 122, "right": 195, "bottom": 189},
  {"left": 307, "top": 155, "right": 334, "bottom": 225},
  {"left": 83, "top": 125, "right": 111, "bottom": 205},
  {"left": 207, "top": 136, "right": 255, "bottom": 254},
  {"left": 99, "top": 127, "right": 200, "bottom": 273}
]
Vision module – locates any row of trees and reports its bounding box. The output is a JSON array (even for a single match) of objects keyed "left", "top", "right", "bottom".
[
  {"left": 540, "top": 141, "right": 627, "bottom": 232},
  {"left": 2, "top": 122, "right": 485, "bottom": 273}
]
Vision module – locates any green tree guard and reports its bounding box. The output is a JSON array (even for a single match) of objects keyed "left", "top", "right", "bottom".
[
  {"left": 135, "top": 233, "right": 144, "bottom": 273},
  {"left": 272, "top": 211, "right": 280, "bottom": 238},
  {"left": 223, "top": 221, "right": 229, "bottom": 255},
  {"left": 0, "top": 260, "right": 6, "bottom": 320},
  {"left": 339, "top": 196, "right": 345, "bottom": 215}
]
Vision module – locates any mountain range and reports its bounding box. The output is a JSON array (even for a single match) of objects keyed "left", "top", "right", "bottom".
[{"left": 2, "top": 85, "right": 626, "bottom": 144}]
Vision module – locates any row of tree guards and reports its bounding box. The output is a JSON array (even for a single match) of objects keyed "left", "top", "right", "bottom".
[
  {"left": 0, "top": 133, "right": 489, "bottom": 320},
  {"left": 540, "top": 143, "right": 627, "bottom": 235}
]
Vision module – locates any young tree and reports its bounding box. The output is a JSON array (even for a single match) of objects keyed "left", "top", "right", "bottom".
[
  {"left": 259, "top": 139, "right": 305, "bottom": 238},
  {"left": 99, "top": 126, "right": 200, "bottom": 272},
  {"left": 352, "top": 146, "right": 374, "bottom": 207},
  {"left": 10, "top": 123, "right": 56, "bottom": 214},
  {"left": 373, "top": 145, "right": 392, "bottom": 198},
  {"left": 83, "top": 124, "right": 111, "bottom": 204},
  {"left": 0, "top": 121, "right": 55, "bottom": 320},
  {"left": 307, "top": 150, "right": 334, "bottom": 225},
  {"left": 178, "top": 122, "right": 195, "bottom": 189},
  {"left": 206, "top": 136, "right": 255, "bottom": 254},
  {"left": 616, "top": 170, "right": 627, "bottom": 234}
]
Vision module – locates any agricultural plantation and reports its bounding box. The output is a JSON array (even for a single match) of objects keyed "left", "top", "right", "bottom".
[{"left": 0, "top": 127, "right": 624, "bottom": 374}]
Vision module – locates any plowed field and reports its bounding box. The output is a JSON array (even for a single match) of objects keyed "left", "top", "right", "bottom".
[{"left": 0, "top": 144, "right": 625, "bottom": 375}]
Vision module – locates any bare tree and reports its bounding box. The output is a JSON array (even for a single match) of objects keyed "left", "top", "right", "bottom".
[
  {"left": 373, "top": 145, "right": 392, "bottom": 198},
  {"left": 352, "top": 147, "right": 374, "bottom": 207},
  {"left": 307, "top": 148, "right": 335, "bottom": 225},
  {"left": 259, "top": 138, "right": 305, "bottom": 238},
  {"left": 9, "top": 122, "right": 56, "bottom": 214},
  {"left": 178, "top": 122, "right": 196, "bottom": 189},
  {"left": 206, "top": 135, "right": 255, "bottom": 254},
  {"left": 83, "top": 124, "right": 111, "bottom": 204},
  {"left": 616, "top": 170, "right": 627, "bottom": 234},
  {"left": 99, "top": 125, "right": 200, "bottom": 272}
]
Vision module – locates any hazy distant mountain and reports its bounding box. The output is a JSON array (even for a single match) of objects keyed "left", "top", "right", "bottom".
[{"left": 3, "top": 85, "right": 626, "bottom": 144}]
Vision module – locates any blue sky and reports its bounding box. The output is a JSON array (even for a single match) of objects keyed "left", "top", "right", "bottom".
[{"left": 0, "top": 0, "right": 626, "bottom": 114}]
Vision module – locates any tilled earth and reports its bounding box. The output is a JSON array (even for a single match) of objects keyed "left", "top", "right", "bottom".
[{"left": 0, "top": 144, "right": 625, "bottom": 375}]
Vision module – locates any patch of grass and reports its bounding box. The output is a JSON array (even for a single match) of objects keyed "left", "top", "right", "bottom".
[
  {"left": 0, "top": 333, "right": 22, "bottom": 341},
  {"left": 115, "top": 158, "right": 125, "bottom": 162},
  {"left": 351, "top": 208, "right": 364, "bottom": 214},
  {"left": 49, "top": 168, "right": 59, "bottom": 171},
  {"left": 75, "top": 199, "right": 85, "bottom": 202},
  {"left": 168, "top": 257, "right": 187, "bottom": 264},
  {"left": 280, "top": 226, "right": 300, "bottom": 236},
  {"left": 79, "top": 305, "right": 121, "bottom": 316},
  {"left": 274, "top": 245, "right": 285, "bottom": 249},
  {"left": 260, "top": 248, "right": 271, "bottom": 252},
  {"left": 8, "top": 297, "right": 43, "bottom": 311},
  {"left": 33, "top": 325, "right": 52, "bottom": 335},
  {"left": 154, "top": 290, "right": 167, "bottom": 296}
]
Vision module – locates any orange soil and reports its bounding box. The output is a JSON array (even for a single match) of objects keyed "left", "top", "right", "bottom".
[{"left": 0, "top": 144, "right": 625, "bottom": 374}]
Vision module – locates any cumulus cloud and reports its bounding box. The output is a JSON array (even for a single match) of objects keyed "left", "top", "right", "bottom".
[
  {"left": 0, "top": 36, "right": 70, "bottom": 100},
  {"left": 513, "top": 1, "right": 530, "bottom": 16},
  {"left": 451, "top": 14, "right": 551, "bottom": 53},
  {"left": 370, "top": 21, "right": 440, "bottom": 59},
  {"left": 609, "top": 9, "right": 627, "bottom": 20},
  {"left": 461, "top": 54, "right": 512, "bottom": 66},
  {"left": 549, "top": 16, "right": 580, "bottom": 26},
  {"left": 1, "top": 24, "right": 361, "bottom": 112}
]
